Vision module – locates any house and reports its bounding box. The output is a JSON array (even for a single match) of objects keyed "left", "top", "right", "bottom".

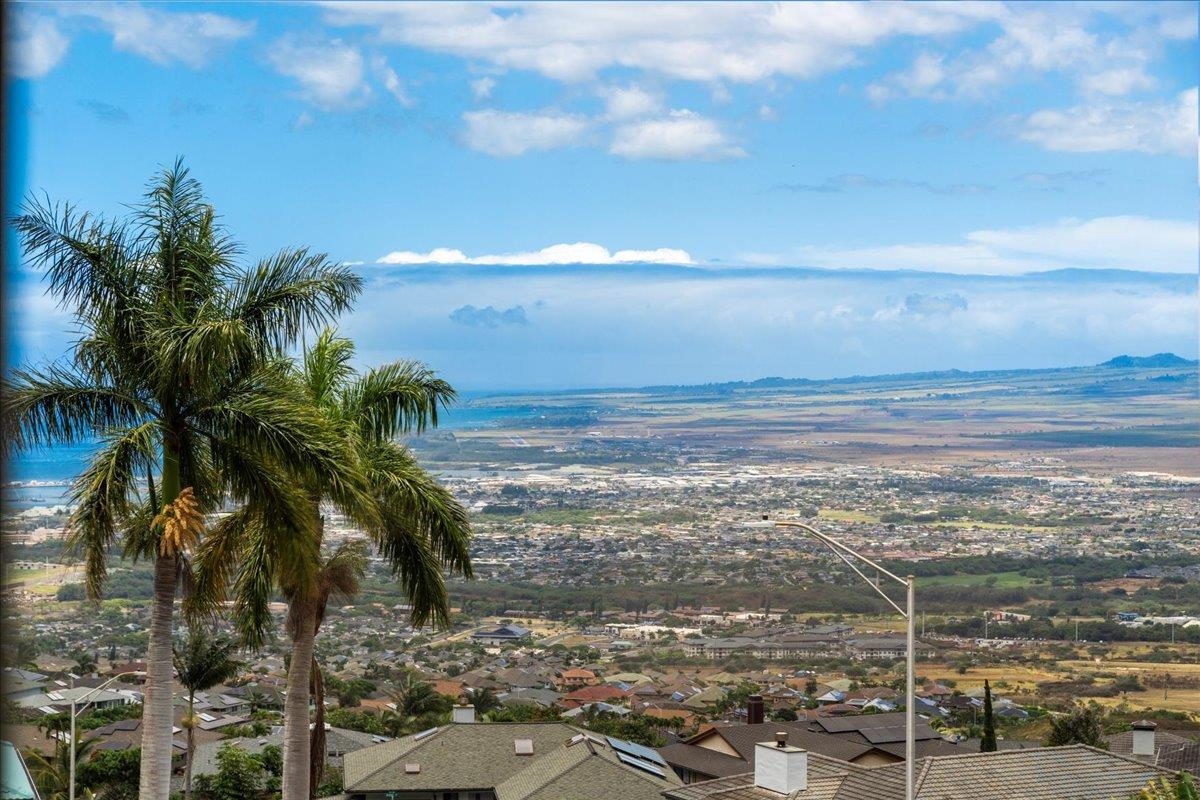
[
  {"left": 659, "top": 716, "right": 958, "bottom": 785},
  {"left": 15, "top": 685, "right": 139, "bottom": 714},
  {"left": 555, "top": 668, "right": 599, "bottom": 691},
  {"left": 471, "top": 624, "right": 532, "bottom": 645},
  {"left": 342, "top": 714, "right": 681, "bottom": 800},
  {"left": 558, "top": 684, "right": 630, "bottom": 710},
  {"left": 804, "top": 712, "right": 960, "bottom": 761},
  {"left": 1104, "top": 720, "right": 1199, "bottom": 770},
  {"left": 663, "top": 739, "right": 1176, "bottom": 800}
]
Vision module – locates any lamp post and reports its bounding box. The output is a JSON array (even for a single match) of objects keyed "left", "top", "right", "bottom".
[
  {"left": 68, "top": 671, "right": 146, "bottom": 800},
  {"left": 745, "top": 516, "right": 916, "bottom": 800}
]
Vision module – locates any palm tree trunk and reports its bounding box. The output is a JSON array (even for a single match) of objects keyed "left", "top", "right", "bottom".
[
  {"left": 138, "top": 446, "right": 179, "bottom": 800},
  {"left": 282, "top": 606, "right": 316, "bottom": 800},
  {"left": 138, "top": 551, "right": 178, "bottom": 800},
  {"left": 183, "top": 692, "right": 196, "bottom": 800},
  {"left": 308, "top": 658, "right": 325, "bottom": 800}
]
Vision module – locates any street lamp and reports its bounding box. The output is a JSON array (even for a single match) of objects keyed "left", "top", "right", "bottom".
[
  {"left": 67, "top": 671, "right": 146, "bottom": 800},
  {"left": 744, "top": 516, "right": 916, "bottom": 800}
]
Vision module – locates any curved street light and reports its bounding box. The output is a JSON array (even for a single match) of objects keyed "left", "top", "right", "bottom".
[
  {"left": 68, "top": 670, "right": 147, "bottom": 800},
  {"left": 745, "top": 516, "right": 915, "bottom": 800}
]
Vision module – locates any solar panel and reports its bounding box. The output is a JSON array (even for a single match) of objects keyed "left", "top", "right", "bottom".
[
  {"left": 607, "top": 737, "right": 666, "bottom": 766},
  {"left": 616, "top": 752, "right": 666, "bottom": 778}
]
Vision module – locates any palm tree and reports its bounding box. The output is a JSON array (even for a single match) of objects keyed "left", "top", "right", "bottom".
[
  {"left": 197, "top": 329, "right": 472, "bottom": 800},
  {"left": 173, "top": 628, "right": 242, "bottom": 800},
  {"left": 72, "top": 650, "right": 98, "bottom": 676},
  {"left": 301, "top": 541, "right": 368, "bottom": 798},
  {"left": 26, "top": 736, "right": 97, "bottom": 800},
  {"left": 5, "top": 161, "right": 361, "bottom": 800},
  {"left": 470, "top": 687, "right": 501, "bottom": 717},
  {"left": 389, "top": 671, "right": 446, "bottom": 718}
]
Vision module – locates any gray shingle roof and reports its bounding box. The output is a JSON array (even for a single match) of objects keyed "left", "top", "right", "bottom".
[
  {"left": 344, "top": 723, "right": 679, "bottom": 800},
  {"left": 663, "top": 744, "right": 1174, "bottom": 800}
]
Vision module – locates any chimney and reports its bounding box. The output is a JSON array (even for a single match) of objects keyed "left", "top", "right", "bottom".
[
  {"left": 452, "top": 705, "right": 476, "bottom": 724},
  {"left": 747, "top": 695, "right": 765, "bottom": 725},
  {"left": 1131, "top": 720, "right": 1157, "bottom": 758},
  {"left": 755, "top": 733, "right": 807, "bottom": 795}
]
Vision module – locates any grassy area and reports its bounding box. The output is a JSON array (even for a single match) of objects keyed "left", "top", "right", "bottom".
[
  {"left": 919, "top": 571, "right": 1037, "bottom": 588},
  {"left": 817, "top": 509, "right": 879, "bottom": 523}
]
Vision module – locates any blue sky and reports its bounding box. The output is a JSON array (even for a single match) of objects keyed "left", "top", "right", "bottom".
[{"left": 5, "top": 1, "right": 1198, "bottom": 390}]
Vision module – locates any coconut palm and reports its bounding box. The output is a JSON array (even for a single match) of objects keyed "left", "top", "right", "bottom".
[
  {"left": 174, "top": 628, "right": 242, "bottom": 800},
  {"left": 198, "top": 329, "right": 472, "bottom": 800},
  {"left": 5, "top": 160, "right": 361, "bottom": 800}
]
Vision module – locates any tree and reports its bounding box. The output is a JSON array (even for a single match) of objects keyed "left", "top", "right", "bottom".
[
  {"left": 73, "top": 649, "right": 98, "bottom": 676},
  {"left": 1135, "top": 773, "right": 1200, "bottom": 800},
  {"left": 76, "top": 748, "right": 141, "bottom": 800},
  {"left": 192, "top": 744, "right": 265, "bottom": 800},
  {"left": 1045, "top": 703, "right": 1107, "bottom": 748},
  {"left": 174, "top": 628, "right": 242, "bottom": 800},
  {"left": 980, "top": 679, "right": 997, "bottom": 752},
  {"left": 25, "top": 737, "right": 97, "bottom": 800},
  {"left": 6, "top": 161, "right": 360, "bottom": 800},
  {"left": 199, "top": 330, "right": 472, "bottom": 800},
  {"left": 470, "top": 687, "right": 502, "bottom": 717}
]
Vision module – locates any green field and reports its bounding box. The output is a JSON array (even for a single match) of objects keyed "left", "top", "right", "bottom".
[{"left": 918, "top": 571, "right": 1037, "bottom": 588}]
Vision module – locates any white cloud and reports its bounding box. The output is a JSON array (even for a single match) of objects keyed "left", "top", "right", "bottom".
[
  {"left": 599, "top": 84, "right": 662, "bottom": 120},
  {"left": 867, "top": 4, "right": 1185, "bottom": 102},
  {"left": 320, "top": 2, "right": 992, "bottom": 84},
  {"left": 966, "top": 216, "right": 1198, "bottom": 272},
  {"left": 462, "top": 109, "right": 588, "bottom": 156},
  {"left": 1019, "top": 88, "right": 1197, "bottom": 157},
  {"left": 376, "top": 242, "right": 694, "bottom": 266},
  {"left": 793, "top": 215, "right": 1198, "bottom": 276},
  {"left": 1079, "top": 67, "right": 1156, "bottom": 97},
  {"left": 471, "top": 76, "right": 497, "bottom": 100},
  {"left": 62, "top": 2, "right": 253, "bottom": 68},
  {"left": 371, "top": 55, "right": 414, "bottom": 107},
  {"left": 610, "top": 109, "right": 744, "bottom": 161},
  {"left": 867, "top": 52, "right": 946, "bottom": 102},
  {"left": 268, "top": 36, "right": 369, "bottom": 110},
  {"left": 6, "top": 13, "right": 69, "bottom": 78}
]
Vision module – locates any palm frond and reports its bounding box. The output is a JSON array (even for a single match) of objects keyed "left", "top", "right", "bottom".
[
  {"left": 3, "top": 364, "right": 150, "bottom": 455},
  {"left": 172, "top": 627, "right": 242, "bottom": 693},
  {"left": 303, "top": 327, "right": 356, "bottom": 407},
  {"left": 314, "top": 540, "right": 369, "bottom": 630},
  {"left": 366, "top": 442, "right": 473, "bottom": 578},
  {"left": 229, "top": 248, "right": 361, "bottom": 352},
  {"left": 342, "top": 360, "right": 456, "bottom": 442},
  {"left": 65, "top": 421, "right": 159, "bottom": 598},
  {"left": 11, "top": 195, "right": 144, "bottom": 320}
]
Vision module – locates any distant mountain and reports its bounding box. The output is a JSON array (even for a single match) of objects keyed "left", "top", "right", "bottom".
[{"left": 1099, "top": 353, "right": 1197, "bottom": 368}]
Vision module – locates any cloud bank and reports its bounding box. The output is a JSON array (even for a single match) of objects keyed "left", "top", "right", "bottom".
[
  {"left": 376, "top": 242, "right": 694, "bottom": 266},
  {"left": 788, "top": 216, "right": 1197, "bottom": 275}
]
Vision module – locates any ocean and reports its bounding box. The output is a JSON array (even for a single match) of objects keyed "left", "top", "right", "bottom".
[{"left": 3, "top": 397, "right": 547, "bottom": 512}]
